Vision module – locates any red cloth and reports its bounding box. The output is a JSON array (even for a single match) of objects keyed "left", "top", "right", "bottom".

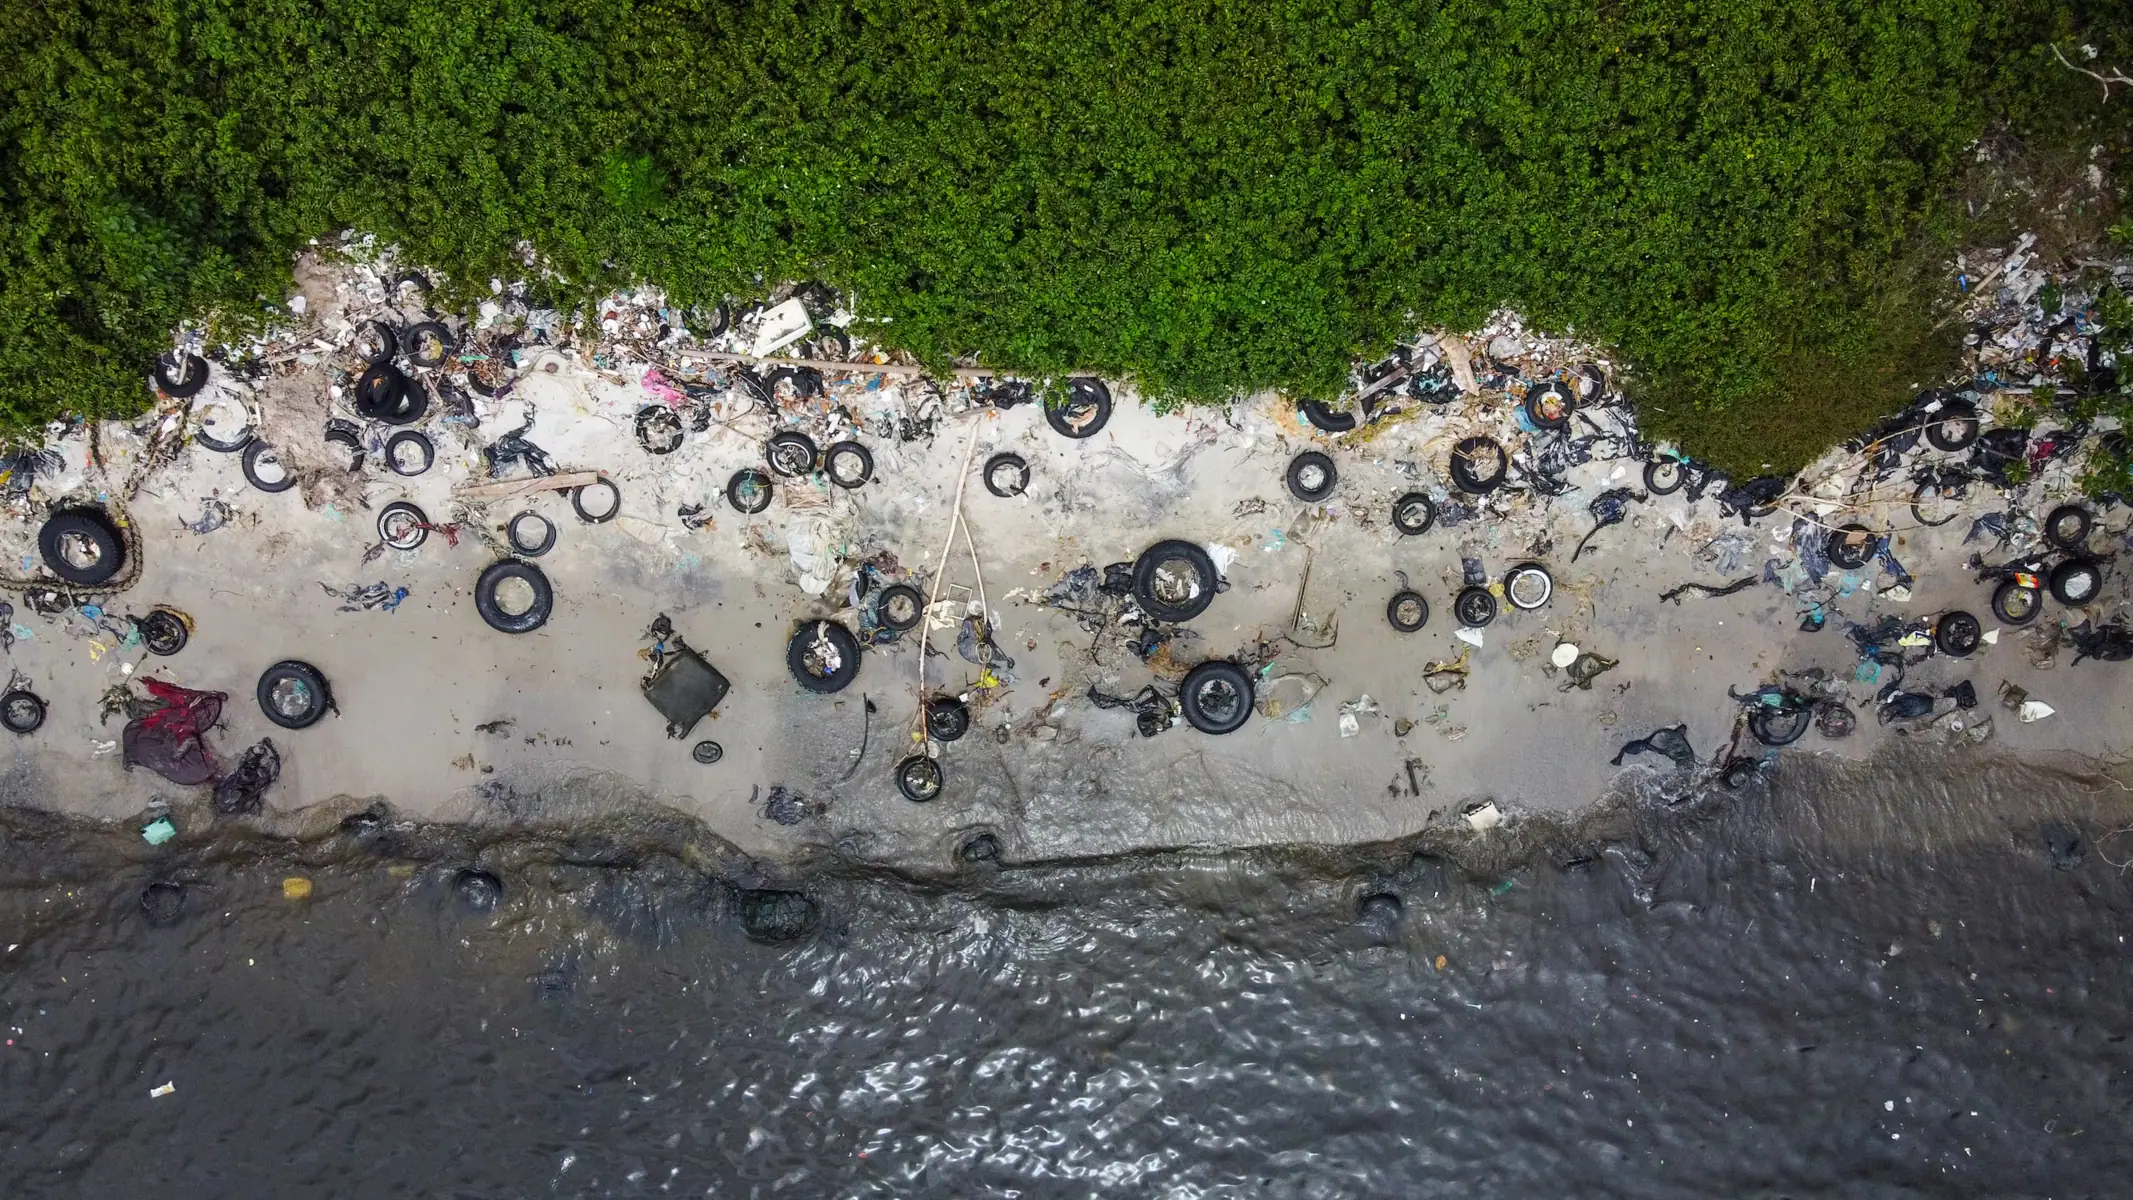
[{"left": 123, "top": 679, "right": 227, "bottom": 785}]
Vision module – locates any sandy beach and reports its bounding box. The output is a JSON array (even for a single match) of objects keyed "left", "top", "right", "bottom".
[{"left": 2, "top": 253, "right": 2129, "bottom": 870}]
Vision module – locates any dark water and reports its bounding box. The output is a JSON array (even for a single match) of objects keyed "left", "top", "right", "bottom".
[{"left": 3, "top": 749, "right": 2131, "bottom": 1198}]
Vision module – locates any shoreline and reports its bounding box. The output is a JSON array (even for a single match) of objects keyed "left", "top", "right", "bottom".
[{"left": 3, "top": 255, "right": 2131, "bottom": 870}]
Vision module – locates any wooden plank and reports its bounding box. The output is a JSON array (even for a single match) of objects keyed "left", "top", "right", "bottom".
[{"left": 453, "top": 470, "right": 602, "bottom": 501}]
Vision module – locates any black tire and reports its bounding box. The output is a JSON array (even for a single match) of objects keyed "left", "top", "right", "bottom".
[
  {"left": 1911, "top": 479, "right": 1964, "bottom": 527},
  {"left": 256, "top": 660, "right": 331, "bottom": 730},
  {"left": 1504, "top": 563, "right": 1554, "bottom": 611},
  {"left": 376, "top": 501, "right": 429, "bottom": 551},
  {"left": 384, "top": 430, "right": 434, "bottom": 477},
  {"left": 192, "top": 396, "right": 254, "bottom": 452},
  {"left": 1573, "top": 363, "right": 1607, "bottom": 402},
  {"left": 1449, "top": 436, "right": 1508, "bottom": 494},
  {"left": 1391, "top": 492, "right": 1435, "bottom": 536},
  {"left": 1826, "top": 524, "right": 1876, "bottom": 571},
  {"left": 507, "top": 511, "right": 556, "bottom": 557},
  {"left": 1454, "top": 586, "right": 1498, "bottom": 627},
  {"left": 1046, "top": 378, "right": 1112, "bottom": 439},
  {"left": 1522, "top": 382, "right": 1573, "bottom": 430},
  {"left": 1301, "top": 398, "right": 1358, "bottom": 434},
  {"left": 2049, "top": 558, "right": 2102, "bottom": 607},
  {"left": 1132, "top": 539, "right": 1218, "bottom": 623},
  {"left": 1923, "top": 401, "right": 1979, "bottom": 452},
  {"left": 692, "top": 740, "right": 724, "bottom": 764},
  {"left": 404, "top": 321, "right": 455, "bottom": 368},
  {"left": 354, "top": 363, "right": 415, "bottom": 423},
  {"left": 1992, "top": 579, "right": 2041, "bottom": 626},
  {"left": 1286, "top": 451, "right": 1337, "bottom": 502},
  {"left": 571, "top": 478, "right": 620, "bottom": 524},
  {"left": 824, "top": 440, "right": 873, "bottom": 488},
  {"left": 926, "top": 697, "right": 971, "bottom": 742},
  {"left": 1179, "top": 660, "right": 1254, "bottom": 735},
  {"left": 727, "top": 468, "right": 773, "bottom": 514},
  {"left": 38, "top": 508, "right": 126, "bottom": 586},
  {"left": 984, "top": 452, "right": 1030, "bottom": 497},
  {"left": 806, "top": 329, "right": 853, "bottom": 361},
  {"left": 1934, "top": 610, "right": 1982, "bottom": 657},
  {"left": 138, "top": 608, "right": 189, "bottom": 656},
  {"left": 324, "top": 424, "right": 364, "bottom": 472},
  {"left": 896, "top": 754, "right": 944, "bottom": 802},
  {"left": 764, "top": 366, "right": 825, "bottom": 399},
  {"left": 1748, "top": 703, "right": 1810, "bottom": 747},
  {"left": 876, "top": 584, "right": 924, "bottom": 632},
  {"left": 1644, "top": 458, "right": 1685, "bottom": 495},
  {"left": 154, "top": 352, "right": 209, "bottom": 398},
  {"left": 1387, "top": 590, "right": 1429, "bottom": 632},
  {"left": 787, "top": 621, "right": 861, "bottom": 693},
  {"left": 474, "top": 559, "right": 554, "bottom": 634},
  {"left": 242, "top": 441, "right": 296, "bottom": 493},
  {"left": 2044, "top": 504, "right": 2093, "bottom": 550},
  {"left": 352, "top": 319, "right": 397, "bottom": 366},
  {"left": 766, "top": 431, "right": 819, "bottom": 477},
  {"left": 636, "top": 405, "right": 684, "bottom": 455},
  {"left": 690, "top": 303, "right": 731, "bottom": 340},
  {"left": 0, "top": 689, "right": 45, "bottom": 734}
]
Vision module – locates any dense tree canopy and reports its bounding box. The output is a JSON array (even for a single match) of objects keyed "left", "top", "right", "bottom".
[{"left": 3, "top": 0, "right": 2127, "bottom": 467}]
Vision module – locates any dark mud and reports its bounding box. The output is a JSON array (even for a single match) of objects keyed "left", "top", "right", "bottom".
[{"left": 2, "top": 748, "right": 2131, "bottom": 1197}]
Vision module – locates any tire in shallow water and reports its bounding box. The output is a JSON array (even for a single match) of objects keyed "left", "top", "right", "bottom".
[
  {"left": 475, "top": 559, "right": 554, "bottom": 634},
  {"left": 256, "top": 659, "right": 331, "bottom": 730},
  {"left": 1454, "top": 586, "right": 1498, "bottom": 628},
  {"left": 726, "top": 468, "right": 773, "bottom": 514},
  {"left": 1179, "top": 660, "right": 1254, "bottom": 735},
  {"left": 2049, "top": 558, "right": 2102, "bottom": 607},
  {"left": 2044, "top": 505, "right": 2094, "bottom": 551},
  {"left": 875, "top": 584, "right": 924, "bottom": 633},
  {"left": 1391, "top": 492, "right": 1435, "bottom": 535},
  {"left": 787, "top": 620, "right": 861, "bottom": 693},
  {"left": 37, "top": 507, "right": 126, "bottom": 586},
  {"left": 1991, "top": 579, "right": 2041, "bottom": 626},
  {"left": 1132, "top": 539, "right": 1218, "bottom": 623},
  {"left": 1286, "top": 451, "right": 1337, "bottom": 502},
  {"left": 140, "top": 882, "right": 186, "bottom": 928},
  {"left": 1934, "top": 610, "right": 1982, "bottom": 657},
  {"left": 454, "top": 870, "right": 502, "bottom": 913},
  {"left": 1386, "top": 590, "right": 1429, "bottom": 632},
  {"left": 983, "top": 452, "right": 1030, "bottom": 497}
]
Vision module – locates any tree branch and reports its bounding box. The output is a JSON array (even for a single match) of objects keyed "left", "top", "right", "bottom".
[{"left": 2052, "top": 43, "right": 2133, "bottom": 102}]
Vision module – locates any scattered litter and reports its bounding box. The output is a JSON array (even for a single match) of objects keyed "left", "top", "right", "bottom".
[
  {"left": 1550, "top": 643, "right": 1581, "bottom": 669},
  {"left": 319, "top": 581, "right": 408, "bottom": 612},
  {"left": 211, "top": 739, "right": 281, "bottom": 815},
  {"left": 140, "top": 816, "right": 176, "bottom": 846},
  {"left": 1660, "top": 576, "right": 1759, "bottom": 604},
  {"left": 1610, "top": 724, "right": 1696, "bottom": 769},
  {"left": 1463, "top": 801, "right": 1504, "bottom": 832},
  {"left": 282, "top": 877, "right": 312, "bottom": 900},
  {"left": 2019, "top": 699, "right": 2056, "bottom": 723},
  {"left": 149, "top": 1082, "right": 176, "bottom": 1099},
  {"left": 1454, "top": 628, "right": 1485, "bottom": 648},
  {"left": 1338, "top": 694, "right": 1380, "bottom": 737}
]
